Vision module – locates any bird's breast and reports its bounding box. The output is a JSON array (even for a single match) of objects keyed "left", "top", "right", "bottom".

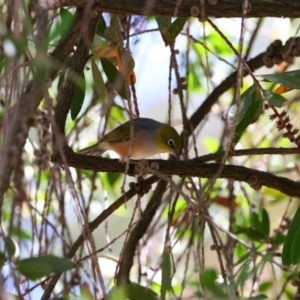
[{"left": 106, "top": 137, "right": 156, "bottom": 160}]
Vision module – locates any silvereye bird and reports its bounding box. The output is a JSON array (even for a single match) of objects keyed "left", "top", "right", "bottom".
[{"left": 79, "top": 118, "right": 181, "bottom": 161}]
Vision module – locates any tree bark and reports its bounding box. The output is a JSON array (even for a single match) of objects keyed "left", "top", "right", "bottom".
[{"left": 39, "top": 0, "right": 300, "bottom": 18}]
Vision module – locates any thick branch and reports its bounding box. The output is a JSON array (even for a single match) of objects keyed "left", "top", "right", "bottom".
[
  {"left": 0, "top": 8, "right": 93, "bottom": 207},
  {"left": 40, "top": 0, "right": 300, "bottom": 18},
  {"left": 116, "top": 180, "right": 167, "bottom": 286},
  {"left": 64, "top": 152, "right": 300, "bottom": 198},
  {"left": 41, "top": 175, "right": 159, "bottom": 299}
]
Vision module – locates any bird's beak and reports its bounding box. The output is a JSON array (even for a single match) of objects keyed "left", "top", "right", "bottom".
[{"left": 170, "top": 148, "right": 179, "bottom": 160}]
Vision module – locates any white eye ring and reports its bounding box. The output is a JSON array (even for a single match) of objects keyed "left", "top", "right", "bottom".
[{"left": 167, "top": 139, "right": 175, "bottom": 147}]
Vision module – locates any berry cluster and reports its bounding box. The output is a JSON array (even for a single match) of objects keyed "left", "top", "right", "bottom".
[
  {"left": 265, "top": 104, "right": 300, "bottom": 147},
  {"left": 263, "top": 37, "right": 300, "bottom": 68}
]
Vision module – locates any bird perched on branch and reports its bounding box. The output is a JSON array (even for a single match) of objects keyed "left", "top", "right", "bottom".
[{"left": 79, "top": 118, "right": 181, "bottom": 162}]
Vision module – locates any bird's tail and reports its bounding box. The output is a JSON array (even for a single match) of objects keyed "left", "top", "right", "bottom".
[{"left": 79, "top": 144, "right": 106, "bottom": 157}]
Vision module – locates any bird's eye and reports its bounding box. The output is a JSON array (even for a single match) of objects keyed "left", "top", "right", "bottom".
[{"left": 167, "top": 139, "right": 175, "bottom": 147}]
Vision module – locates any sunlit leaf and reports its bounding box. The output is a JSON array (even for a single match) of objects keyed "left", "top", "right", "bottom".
[
  {"left": 203, "top": 137, "right": 220, "bottom": 152},
  {"left": 107, "top": 287, "right": 127, "bottom": 300}
]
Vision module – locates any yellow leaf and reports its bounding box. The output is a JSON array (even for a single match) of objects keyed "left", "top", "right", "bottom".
[
  {"left": 93, "top": 46, "right": 118, "bottom": 58},
  {"left": 274, "top": 85, "right": 294, "bottom": 94},
  {"left": 127, "top": 71, "right": 136, "bottom": 85}
]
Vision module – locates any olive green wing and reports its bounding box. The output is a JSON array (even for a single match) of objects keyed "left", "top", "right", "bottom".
[{"left": 100, "top": 121, "right": 132, "bottom": 143}]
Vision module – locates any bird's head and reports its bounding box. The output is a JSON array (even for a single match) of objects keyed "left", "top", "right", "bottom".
[{"left": 154, "top": 124, "right": 181, "bottom": 159}]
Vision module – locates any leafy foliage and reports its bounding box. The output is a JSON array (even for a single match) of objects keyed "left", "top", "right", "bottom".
[{"left": 1, "top": 4, "right": 300, "bottom": 300}]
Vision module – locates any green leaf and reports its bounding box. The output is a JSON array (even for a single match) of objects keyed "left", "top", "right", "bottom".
[
  {"left": 282, "top": 205, "right": 300, "bottom": 265},
  {"left": 230, "top": 84, "right": 263, "bottom": 145},
  {"left": 291, "top": 224, "right": 300, "bottom": 264},
  {"left": 167, "top": 17, "right": 186, "bottom": 41},
  {"left": 11, "top": 226, "right": 31, "bottom": 240},
  {"left": 258, "top": 281, "right": 273, "bottom": 292},
  {"left": 247, "top": 295, "right": 268, "bottom": 300},
  {"left": 269, "top": 234, "right": 285, "bottom": 245},
  {"left": 104, "top": 27, "right": 119, "bottom": 42},
  {"left": 35, "top": 255, "right": 75, "bottom": 272},
  {"left": 91, "top": 60, "right": 106, "bottom": 100},
  {"left": 155, "top": 17, "right": 186, "bottom": 44},
  {"left": 127, "top": 283, "right": 158, "bottom": 300},
  {"left": 17, "top": 255, "right": 75, "bottom": 280},
  {"left": 106, "top": 172, "right": 121, "bottom": 187},
  {"left": 17, "top": 260, "right": 52, "bottom": 280},
  {"left": 235, "top": 226, "right": 266, "bottom": 241},
  {"left": 97, "top": 15, "right": 107, "bottom": 38},
  {"left": 155, "top": 16, "right": 171, "bottom": 45},
  {"left": 161, "top": 249, "right": 172, "bottom": 297},
  {"left": 71, "top": 71, "right": 86, "bottom": 120},
  {"left": 100, "top": 57, "right": 129, "bottom": 100},
  {"left": 0, "top": 56, "right": 7, "bottom": 74},
  {"left": 107, "top": 287, "right": 127, "bottom": 300},
  {"left": 59, "top": 8, "right": 75, "bottom": 36},
  {"left": 4, "top": 236, "right": 16, "bottom": 257},
  {"left": 0, "top": 252, "right": 7, "bottom": 267},
  {"left": 262, "top": 89, "right": 286, "bottom": 108},
  {"left": 107, "top": 284, "right": 157, "bottom": 300},
  {"left": 250, "top": 212, "right": 262, "bottom": 235},
  {"left": 259, "top": 69, "right": 300, "bottom": 89},
  {"left": 200, "top": 269, "right": 227, "bottom": 298},
  {"left": 104, "top": 15, "right": 120, "bottom": 42},
  {"left": 50, "top": 8, "right": 75, "bottom": 41},
  {"left": 261, "top": 208, "right": 270, "bottom": 239},
  {"left": 155, "top": 16, "right": 171, "bottom": 33}
]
